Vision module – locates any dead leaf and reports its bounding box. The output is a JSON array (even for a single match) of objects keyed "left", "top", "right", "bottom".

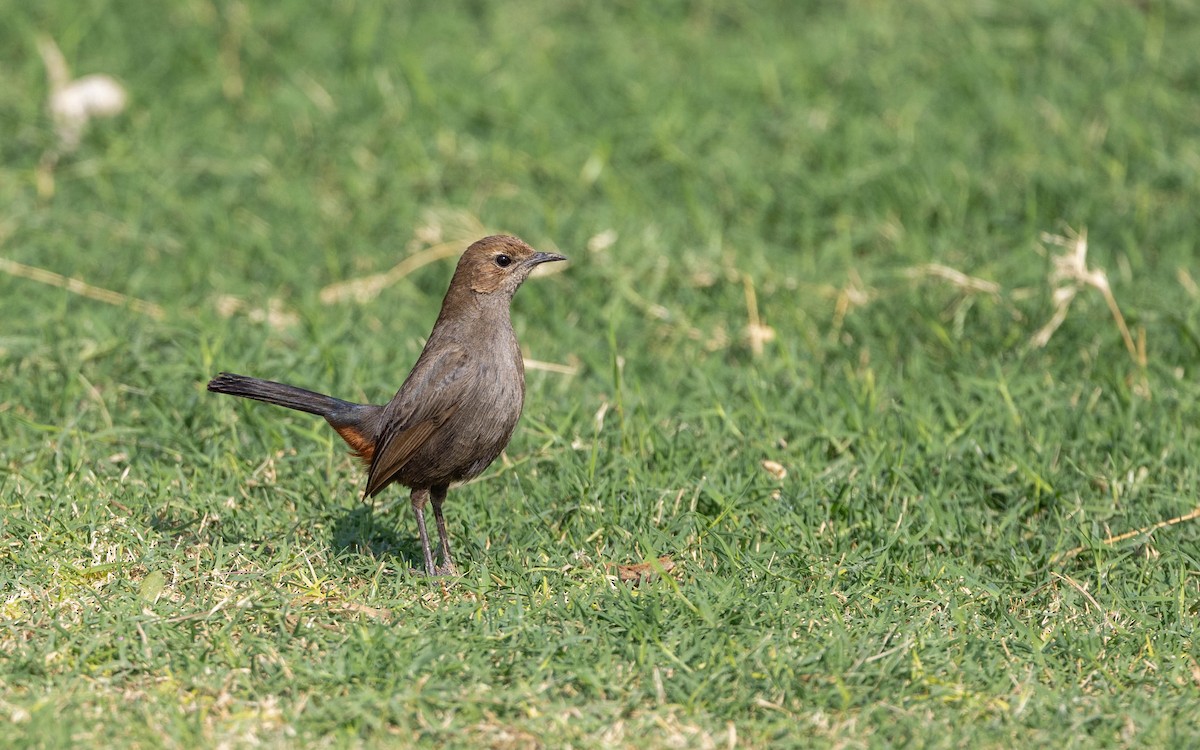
[
  {"left": 612, "top": 555, "right": 676, "bottom": 584},
  {"left": 761, "top": 459, "right": 787, "bottom": 480}
]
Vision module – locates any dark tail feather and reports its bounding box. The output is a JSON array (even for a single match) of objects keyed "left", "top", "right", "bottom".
[{"left": 207, "top": 372, "right": 352, "bottom": 417}]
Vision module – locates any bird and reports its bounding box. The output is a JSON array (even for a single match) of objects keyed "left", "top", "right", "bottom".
[{"left": 207, "top": 235, "right": 566, "bottom": 576}]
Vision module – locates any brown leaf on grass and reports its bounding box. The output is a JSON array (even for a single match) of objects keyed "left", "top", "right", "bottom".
[
  {"left": 336, "top": 600, "right": 394, "bottom": 621},
  {"left": 610, "top": 555, "right": 676, "bottom": 584},
  {"left": 290, "top": 595, "right": 394, "bottom": 624}
]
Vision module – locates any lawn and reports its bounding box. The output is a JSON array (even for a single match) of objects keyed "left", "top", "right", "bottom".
[{"left": 2, "top": 1, "right": 1199, "bottom": 747}]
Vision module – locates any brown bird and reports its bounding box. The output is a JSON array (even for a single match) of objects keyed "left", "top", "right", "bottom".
[{"left": 207, "top": 235, "right": 565, "bottom": 576}]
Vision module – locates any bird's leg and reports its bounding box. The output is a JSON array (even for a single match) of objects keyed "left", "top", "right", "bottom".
[
  {"left": 430, "top": 485, "right": 457, "bottom": 575},
  {"left": 410, "top": 488, "right": 436, "bottom": 576}
]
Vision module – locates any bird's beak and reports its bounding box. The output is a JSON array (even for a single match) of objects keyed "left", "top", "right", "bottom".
[{"left": 528, "top": 251, "right": 567, "bottom": 266}]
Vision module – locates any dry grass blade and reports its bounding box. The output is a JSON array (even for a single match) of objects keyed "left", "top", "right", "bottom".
[
  {"left": 523, "top": 358, "right": 580, "bottom": 376},
  {"left": 905, "top": 263, "right": 1001, "bottom": 295},
  {"left": 0, "top": 257, "right": 164, "bottom": 319},
  {"left": 1051, "top": 506, "right": 1200, "bottom": 564},
  {"left": 1178, "top": 268, "right": 1199, "bottom": 299},
  {"left": 828, "top": 269, "right": 872, "bottom": 343},
  {"left": 743, "top": 273, "right": 775, "bottom": 356},
  {"left": 319, "top": 241, "right": 466, "bottom": 305},
  {"left": 1031, "top": 228, "right": 1139, "bottom": 365},
  {"left": 320, "top": 208, "right": 508, "bottom": 304}
]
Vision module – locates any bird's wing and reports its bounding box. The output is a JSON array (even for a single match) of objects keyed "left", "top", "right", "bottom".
[{"left": 362, "top": 343, "right": 471, "bottom": 497}]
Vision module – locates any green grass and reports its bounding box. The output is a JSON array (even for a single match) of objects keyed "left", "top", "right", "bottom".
[{"left": 3, "top": 0, "right": 1200, "bottom": 747}]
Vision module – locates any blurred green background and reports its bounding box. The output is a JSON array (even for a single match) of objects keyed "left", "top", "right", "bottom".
[{"left": 2, "top": 1, "right": 1199, "bottom": 747}]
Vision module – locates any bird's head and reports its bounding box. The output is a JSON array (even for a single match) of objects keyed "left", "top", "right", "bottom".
[{"left": 456, "top": 235, "right": 567, "bottom": 298}]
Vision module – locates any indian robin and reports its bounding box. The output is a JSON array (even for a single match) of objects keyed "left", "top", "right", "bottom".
[{"left": 208, "top": 235, "right": 566, "bottom": 575}]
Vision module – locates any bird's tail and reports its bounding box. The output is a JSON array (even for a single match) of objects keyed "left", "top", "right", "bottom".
[
  {"left": 207, "top": 372, "right": 352, "bottom": 417},
  {"left": 208, "top": 372, "right": 382, "bottom": 465}
]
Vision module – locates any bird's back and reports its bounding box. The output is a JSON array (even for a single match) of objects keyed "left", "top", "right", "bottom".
[{"left": 365, "top": 304, "right": 525, "bottom": 495}]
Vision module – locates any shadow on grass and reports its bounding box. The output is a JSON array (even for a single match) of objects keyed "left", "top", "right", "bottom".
[
  {"left": 148, "top": 504, "right": 425, "bottom": 570},
  {"left": 330, "top": 504, "right": 424, "bottom": 568}
]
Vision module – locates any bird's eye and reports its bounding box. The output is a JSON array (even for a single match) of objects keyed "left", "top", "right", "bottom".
[{"left": 495, "top": 254, "right": 512, "bottom": 268}]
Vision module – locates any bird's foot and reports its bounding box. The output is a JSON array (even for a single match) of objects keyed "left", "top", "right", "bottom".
[{"left": 407, "top": 563, "right": 459, "bottom": 578}]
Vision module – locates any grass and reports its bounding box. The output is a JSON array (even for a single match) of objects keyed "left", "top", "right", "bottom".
[{"left": 2, "top": 0, "right": 1200, "bottom": 747}]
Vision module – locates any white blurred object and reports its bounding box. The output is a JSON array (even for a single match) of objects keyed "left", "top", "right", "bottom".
[{"left": 37, "top": 36, "right": 128, "bottom": 151}]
